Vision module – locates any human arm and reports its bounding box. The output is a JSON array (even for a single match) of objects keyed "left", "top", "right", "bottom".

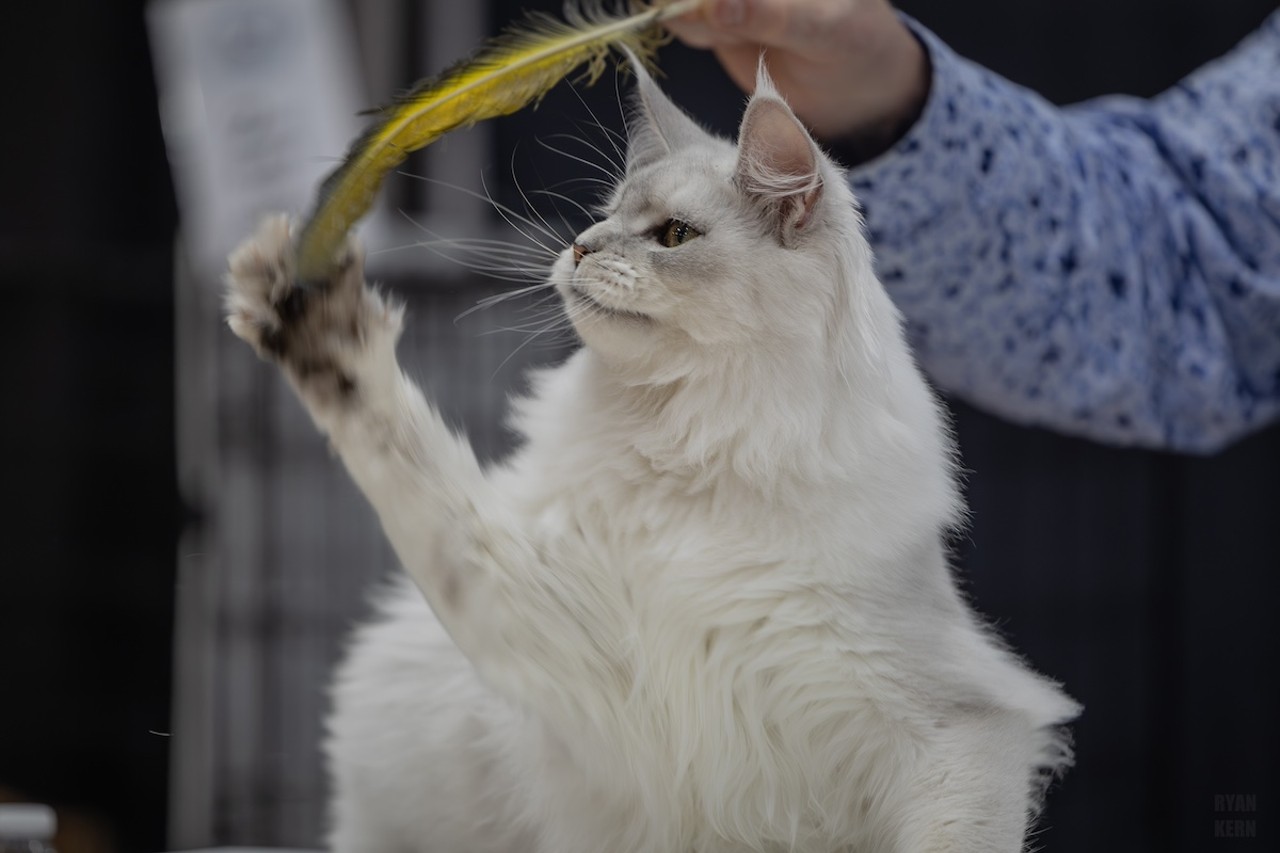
[
  {"left": 848, "top": 13, "right": 1280, "bottom": 451},
  {"left": 670, "top": 2, "right": 1280, "bottom": 452}
]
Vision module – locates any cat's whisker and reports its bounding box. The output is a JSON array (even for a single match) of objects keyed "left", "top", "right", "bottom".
[
  {"left": 477, "top": 169, "right": 571, "bottom": 255},
  {"left": 506, "top": 145, "right": 579, "bottom": 249},
  {"left": 516, "top": 192, "right": 580, "bottom": 254},
  {"left": 489, "top": 310, "right": 580, "bottom": 378},
  {"left": 528, "top": 188, "right": 597, "bottom": 223},
  {"left": 479, "top": 313, "right": 576, "bottom": 337},
  {"left": 504, "top": 170, "right": 576, "bottom": 251},
  {"left": 557, "top": 291, "right": 612, "bottom": 327},
  {"left": 464, "top": 272, "right": 552, "bottom": 286},
  {"left": 419, "top": 250, "right": 550, "bottom": 272},
  {"left": 562, "top": 81, "right": 627, "bottom": 171},
  {"left": 547, "top": 174, "right": 616, "bottom": 191},
  {"left": 542, "top": 129, "right": 624, "bottom": 181},
  {"left": 458, "top": 267, "right": 583, "bottom": 331},
  {"left": 477, "top": 287, "right": 558, "bottom": 312},
  {"left": 409, "top": 234, "right": 561, "bottom": 258},
  {"left": 389, "top": 205, "right": 561, "bottom": 272},
  {"left": 477, "top": 317, "right": 560, "bottom": 336},
  {"left": 541, "top": 176, "right": 616, "bottom": 217},
  {"left": 530, "top": 168, "right": 617, "bottom": 217},
  {"left": 536, "top": 136, "right": 623, "bottom": 184},
  {"left": 527, "top": 299, "right": 584, "bottom": 333},
  {"left": 398, "top": 171, "right": 568, "bottom": 255},
  {"left": 367, "top": 241, "right": 538, "bottom": 280},
  {"left": 611, "top": 62, "right": 628, "bottom": 139},
  {"left": 576, "top": 118, "right": 628, "bottom": 165},
  {"left": 456, "top": 282, "right": 560, "bottom": 324},
  {"left": 375, "top": 181, "right": 580, "bottom": 327},
  {"left": 511, "top": 288, "right": 572, "bottom": 316},
  {"left": 408, "top": 242, "right": 556, "bottom": 271},
  {"left": 492, "top": 147, "right": 576, "bottom": 249},
  {"left": 441, "top": 268, "right": 553, "bottom": 283},
  {"left": 391, "top": 225, "right": 554, "bottom": 286}
]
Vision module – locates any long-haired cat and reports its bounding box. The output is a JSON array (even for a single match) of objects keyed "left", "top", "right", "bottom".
[{"left": 225, "top": 63, "right": 1079, "bottom": 853}]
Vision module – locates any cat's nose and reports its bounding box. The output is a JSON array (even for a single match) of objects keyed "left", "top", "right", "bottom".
[{"left": 572, "top": 243, "right": 593, "bottom": 266}]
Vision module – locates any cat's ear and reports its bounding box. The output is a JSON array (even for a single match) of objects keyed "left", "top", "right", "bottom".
[
  {"left": 734, "top": 61, "right": 824, "bottom": 244},
  {"left": 624, "top": 53, "right": 709, "bottom": 171}
]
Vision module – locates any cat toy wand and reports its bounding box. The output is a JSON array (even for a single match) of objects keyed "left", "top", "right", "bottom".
[{"left": 294, "top": 0, "right": 705, "bottom": 285}]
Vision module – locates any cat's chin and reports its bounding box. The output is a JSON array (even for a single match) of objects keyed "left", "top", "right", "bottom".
[
  {"left": 559, "top": 289, "right": 671, "bottom": 367},
  {"left": 564, "top": 285, "right": 652, "bottom": 324}
]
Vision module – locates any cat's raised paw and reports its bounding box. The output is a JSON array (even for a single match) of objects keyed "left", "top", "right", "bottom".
[
  {"left": 224, "top": 214, "right": 401, "bottom": 405},
  {"left": 225, "top": 215, "right": 300, "bottom": 357}
]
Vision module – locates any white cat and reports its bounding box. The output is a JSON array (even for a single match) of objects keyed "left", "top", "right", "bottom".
[{"left": 225, "top": 64, "right": 1079, "bottom": 853}]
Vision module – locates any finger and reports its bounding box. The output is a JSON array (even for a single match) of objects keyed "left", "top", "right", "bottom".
[
  {"left": 707, "top": 0, "right": 793, "bottom": 47},
  {"left": 664, "top": 16, "right": 719, "bottom": 48},
  {"left": 664, "top": 6, "right": 746, "bottom": 48}
]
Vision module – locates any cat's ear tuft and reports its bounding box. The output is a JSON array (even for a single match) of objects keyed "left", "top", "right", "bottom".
[
  {"left": 734, "top": 61, "right": 824, "bottom": 244},
  {"left": 624, "top": 50, "right": 710, "bottom": 171}
]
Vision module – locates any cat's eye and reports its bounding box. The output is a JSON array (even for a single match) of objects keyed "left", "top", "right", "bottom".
[{"left": 657, "top": 219, "right": 702, "bottom": 248}]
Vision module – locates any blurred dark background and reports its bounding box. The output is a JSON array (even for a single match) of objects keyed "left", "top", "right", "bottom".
[{"left": 1, "top": 0, "right": 1276, "bottom": 851}]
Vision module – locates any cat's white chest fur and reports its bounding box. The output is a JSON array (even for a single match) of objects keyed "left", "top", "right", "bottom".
[{"left": 225, "top": 63, "right": 1078, "bottom": 853}]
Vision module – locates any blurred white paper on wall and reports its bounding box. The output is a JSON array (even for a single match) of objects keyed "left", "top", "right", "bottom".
[{"left": 147, "top": 0, "right": 386, "bottom": 280}]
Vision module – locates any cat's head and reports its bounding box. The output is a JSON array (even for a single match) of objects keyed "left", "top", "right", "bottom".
[{"left": 553, "top": 60, "right": 870, "bottom": 372}]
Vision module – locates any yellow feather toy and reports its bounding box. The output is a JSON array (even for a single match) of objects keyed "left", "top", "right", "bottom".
[{"left": 295, "top": 0, "right": 703, "bottom": 283}]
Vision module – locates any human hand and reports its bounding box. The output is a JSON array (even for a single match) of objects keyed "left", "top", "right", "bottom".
[{"left": 666, "top": 0, "right": 929, "bottom": 149}]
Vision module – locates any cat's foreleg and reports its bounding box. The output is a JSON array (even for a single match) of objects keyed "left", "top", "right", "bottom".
[
  {"left": 224, "top": 216, "right": 624, "bottom": 718},
  {"left": 891, "top": 712, "right": 1041, "bottom": 853}
]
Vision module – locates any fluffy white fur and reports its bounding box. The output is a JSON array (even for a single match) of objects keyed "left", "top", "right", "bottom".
[{"left": 225, "top": 65, "right": 1079, "bottom": 853}]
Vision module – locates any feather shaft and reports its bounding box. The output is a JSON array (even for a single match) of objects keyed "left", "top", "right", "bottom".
[{"left": 296, "top": 0, "right": 703, "bottom": 282}]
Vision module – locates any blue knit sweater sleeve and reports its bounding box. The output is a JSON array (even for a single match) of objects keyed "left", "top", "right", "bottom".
[{"left": 849, "top": 12, "right": 1280, "bottom": 452}]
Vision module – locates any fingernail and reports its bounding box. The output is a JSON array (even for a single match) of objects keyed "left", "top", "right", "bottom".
[{"left": 715, "top": 0, "right": 746, "bottom": 27}]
